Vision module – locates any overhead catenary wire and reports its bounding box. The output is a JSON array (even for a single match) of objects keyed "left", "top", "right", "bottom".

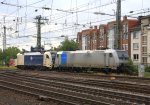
[{"left": 0, "top": 0, "right": 150, "bottom": 50}]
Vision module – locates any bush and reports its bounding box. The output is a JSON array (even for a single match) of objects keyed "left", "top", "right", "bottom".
[
  {"left": 125, "top": 59, "right": 138, "bottom": 75},
  {"left": 145, "top": 66, "right": 150, "bottom": 72}
]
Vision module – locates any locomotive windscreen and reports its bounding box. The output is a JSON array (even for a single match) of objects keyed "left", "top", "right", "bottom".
[{"left": 116, "top": 51, "right": 129, "bottom": 60}]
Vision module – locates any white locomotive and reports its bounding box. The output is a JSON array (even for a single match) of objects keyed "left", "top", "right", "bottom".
[{"left": 54, "top": 49, "right": 129, "bottom": 72}]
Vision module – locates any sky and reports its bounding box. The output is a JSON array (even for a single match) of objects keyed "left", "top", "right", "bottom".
[{"left": 0, "top": 0, "right": 150, "bottom": 51}]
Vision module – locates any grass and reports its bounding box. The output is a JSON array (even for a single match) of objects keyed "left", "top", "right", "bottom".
[
  {"left": 0, "top": 66, "right": 17, "bottom": 70},
  {"left": 144, "top": 72, "right": 150, "bottom": 78}
]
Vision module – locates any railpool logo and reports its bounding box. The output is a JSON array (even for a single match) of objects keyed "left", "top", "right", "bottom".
[{"left": 30, "top": 56, "right": 33, "bottom": 61}]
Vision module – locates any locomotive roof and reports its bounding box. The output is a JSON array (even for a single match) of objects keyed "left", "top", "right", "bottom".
[
  {"left": 24, "top": 52, "right": 42, "bottom": 55},
  {"left": 56, "top": 49, "right": 126, "bottom": 54}
]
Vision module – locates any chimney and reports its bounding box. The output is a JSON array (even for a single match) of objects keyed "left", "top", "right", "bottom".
[
  {"left": 123, "top": 16, "right": 127, "bottom": 21},
  {"left": 89, "top": 26, "right": 93, "bottom": 29},
  {"left": 94, "top": 26, "right": 97, "bottom": 29}
]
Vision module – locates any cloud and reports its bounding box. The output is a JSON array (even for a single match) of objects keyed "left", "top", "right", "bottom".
[{"left": 0, "top": 0, "right": 149, "bottom": 51}]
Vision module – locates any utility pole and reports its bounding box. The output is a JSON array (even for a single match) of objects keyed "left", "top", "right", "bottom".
[
  {"left": 3, "top": 17, "right": 6, "bottom": 66},
  {"left": 34, "top": 15, "right": 48, "bottom": 51},
  {"left": 115, "top": 0, "right": 121, "bottom": 49}
]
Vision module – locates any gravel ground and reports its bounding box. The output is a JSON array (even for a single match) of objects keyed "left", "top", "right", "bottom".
[{"left": 0, "top": 88, "right": 58, "bottom": 105}]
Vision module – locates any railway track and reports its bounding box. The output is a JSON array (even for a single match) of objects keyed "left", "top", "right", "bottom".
[
  {"left": 7, "top": 69, "right": 150, "bottom": 83},
  {"left": 7, "top": 70, "right": 150, "bottom": 94},
  {"left": 16, "top": 70, "right": 150, "bottom": 84},
  {"left": 0, "top": 71, "right": 150, "bottom": 104},
  {"left": 0, "top": 72, "right": 129, "bottom": 105},
  {"left": 45, "top": 71, "right": 150, "bottom": 83}
]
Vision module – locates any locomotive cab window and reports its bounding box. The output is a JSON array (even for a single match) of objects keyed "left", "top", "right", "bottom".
[
  {"left": 57, "top": 54, "right": 59, "bottom": 57},
  {"left": 109, "top": 53, "right": 113, "bottom": 57},
  {"left": 46, "top": 54, "right": 49, "bottom": 59},
  {"left": 116, "top": 51, "right": 129, "bottom": 60}
]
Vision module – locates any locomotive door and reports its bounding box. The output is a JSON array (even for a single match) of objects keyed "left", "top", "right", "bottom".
[
  {"left": 105, "top": 53, "right": 110, "bottom": 67},
  {"left": 44, "top": 53, "right": 51, "bottom": 68}
]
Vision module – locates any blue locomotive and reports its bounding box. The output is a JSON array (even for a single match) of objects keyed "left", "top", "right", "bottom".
[{"left": 16, "top": 52, "right": 52, "bottom": 70}]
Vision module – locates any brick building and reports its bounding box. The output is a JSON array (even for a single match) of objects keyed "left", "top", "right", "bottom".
[
  {"left": 99, "top": 25, "right": 108, "bottom": 49},
  {"left": 77, "top": 26, "right": 100, "bottom": 50},
  {"left": 107, "top": 21, "right": 116, "bottom": 49},
  {"left": 77, "top": 16, "right": 139, "bottom": 57},
  {"left": 91, "top": 26, "right": 99, "bottom": 50},
  {"left": 77, "top": 15, "right": 150, "bottom": 66},
  {"left": 77, "top": 32, "right": 82, "bottom": 50},
  {"left": 122, "top": 16, "right": 139, "bottom": 57},
  {"left": 77, "top": 25, "right": 108, "bottom": 50},
  {"left": 77, "top": 28, "right": 92, "bottom": 50}
]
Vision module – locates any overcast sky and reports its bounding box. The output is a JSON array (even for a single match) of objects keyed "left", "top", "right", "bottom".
[{"left": 0, "top": 0, "right": 149, "bottom": 51}]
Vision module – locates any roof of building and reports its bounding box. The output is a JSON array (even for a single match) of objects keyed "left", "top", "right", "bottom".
[
  {"left": 138, "top": 15, "right": 150, "bottom": 20},
  {"left": 130, "top": 26, "right": 141, "bottom": 32}
]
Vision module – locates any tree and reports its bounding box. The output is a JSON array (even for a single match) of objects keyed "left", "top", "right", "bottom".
[
  {"left": 0, "top": 49, "right": 3, "bottom": 65},
  {"left": 4, "top": 47, "right": 21, "bottom": 66},
  {"left": 57, "top": 39, "right": 78, "bottom": 51}
]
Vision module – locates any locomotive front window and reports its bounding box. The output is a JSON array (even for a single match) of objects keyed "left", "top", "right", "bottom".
[
  {"left": 109, "top": 53, "right": 113, "bottom": 57},
  {"left": 57, "top": 54, "right": 59, "bottom": 57},
  {"left": 117, "top": 51, "right": 129, "bottom": 60},
  {"left": 46, "top": 54, "right": 49, "bottom": 59}
]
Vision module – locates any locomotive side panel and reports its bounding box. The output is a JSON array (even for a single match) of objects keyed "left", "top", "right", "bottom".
[
  {"left": 67, "top": 50, "right": 106, "bottom": 68},
  {"left": 24, "top": 55, "right": 43, "bottom": 66},
  {"left": 89, "top": 50, "right": 105, "bottom": 68},
  {"left": 104, "top": 49, "right": 118, "bottom": 69}
]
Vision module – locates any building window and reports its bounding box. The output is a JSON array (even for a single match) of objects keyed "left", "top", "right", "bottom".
[
  {"left": 133, "top": 43, "right": 139, "bottom": 50},
  {"left": 93, "top": 33, "right": 96, "bottom": 41},
  {"left": 133, "top": 31, "right": 139, "bottom": 39},
  {"left": 142, "top": 36, "right": 147, "bottom": 41},
  {"left": 122, "top": 33, "right": 128, "bottom": 39},
  {"left": 142, "top": 47, "right": 147, "bottom": 52},
  {"left": 85, "top": 46, "right": 87, "bottom": 50},
  {"left": 123, "top": 24, "right": 128, "bottom": 33},
  {"left": 133, "top": 54, "right": 139, "bottom": 60},
  {"left": 123, "top": 34, "right": 125, "bottom": 39},
  {"left": 126, "top": 24, "right": 128, "bottom": 33},
  {"left": 142, "top": 57, "right": 147, "bottom": 63},
  {"left": 122, "top": 44, "right": 128, "bottom": 50},
  {"left": 125, "top": 44, "right": 128, "bottom": 50},
  {"left": 87, "top": 36, "right": 90, "bottom": 42},
  {"left": 126, "top": 34, "right": 128, "bottom": 39},
  {"left": 142, "top": 47, "right": 147, "bottom": 55},
  {"left": 122, "top": 45, "right": 125, "bottom": 50},
  {"left": 143, "top": 27, "right": 147, "bottom": 34},
  {"left": 123, "top": 25, "right": 126, "bottom": 33}
]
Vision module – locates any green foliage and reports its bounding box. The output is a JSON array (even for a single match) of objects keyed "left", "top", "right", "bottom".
[
  {"left": 145, "top": 66, "right": 150, "bottom": 72},
  {"left": 125, "top": 59, "right": 138, "bottom": 75},
  {"left": 0, "top": 47, "right": 21, "bottom": 66},
  {"left": 57, "top": 39, "right": 78, "bottom": 51},
  {"left": 144, "top": 72, "right": 150, "bottom": 78},
  {"left": 0, "top": 49, "right": 3, "bottom": 65}
]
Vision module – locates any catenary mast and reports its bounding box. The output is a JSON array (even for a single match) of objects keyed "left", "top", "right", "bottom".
[{"left": 115, "top": 0, "right": 121, "bottom": 49}]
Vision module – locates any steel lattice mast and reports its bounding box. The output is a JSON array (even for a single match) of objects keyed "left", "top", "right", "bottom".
[{"left": 115, "top": 0, "right": 121, "bottom": 49}]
